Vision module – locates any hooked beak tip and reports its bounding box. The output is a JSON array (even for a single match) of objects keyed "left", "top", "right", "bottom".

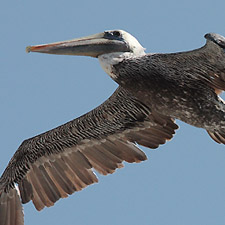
[
  {"left": 26, "top": 45, "right": 49, "bottom": 53},
  {"left": 26, "top": 46, "right": 32, "bottom": 53}
]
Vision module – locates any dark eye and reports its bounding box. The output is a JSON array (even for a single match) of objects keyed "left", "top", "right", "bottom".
[{"left": 112, "top": 31, "right": 121, "bottom": 37}]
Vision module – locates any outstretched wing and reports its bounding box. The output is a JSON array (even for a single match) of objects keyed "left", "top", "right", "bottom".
[
  {"left": 0, "top": 87, "right": 178, "bottom": 225},
  {"left": 151, "top": 33, "right": 225, "bottom": 94}
]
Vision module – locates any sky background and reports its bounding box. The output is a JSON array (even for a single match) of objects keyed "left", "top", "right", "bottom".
[{"left": 1, "top": 1, "right": 225, "bottom": 225}]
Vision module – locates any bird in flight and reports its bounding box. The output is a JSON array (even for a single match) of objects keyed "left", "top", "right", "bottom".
[{"left": 0, "top": 30, "right": 225, "bottom": 225}]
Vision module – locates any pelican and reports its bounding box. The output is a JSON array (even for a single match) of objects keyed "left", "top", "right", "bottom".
[{"left": 0, "top": 30, "right": 225, "bottom": 225}]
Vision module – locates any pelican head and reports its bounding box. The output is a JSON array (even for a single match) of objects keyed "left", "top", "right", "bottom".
[{"left": 26, "top": 30, "right": 146, "bottom": 79}]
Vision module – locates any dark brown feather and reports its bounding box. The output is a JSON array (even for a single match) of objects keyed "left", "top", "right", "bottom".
[{"left": 18, "top": 178, "right": 33, "bottom": 204}]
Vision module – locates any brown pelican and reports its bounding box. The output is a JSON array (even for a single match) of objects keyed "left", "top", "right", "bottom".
[{"left": 0, "top": 30, "right": 225, "bottom": 225}]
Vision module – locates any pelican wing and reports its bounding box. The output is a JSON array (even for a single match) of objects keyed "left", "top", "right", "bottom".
[
  {"left": 0, "top": 87, "right": 178, "bottom": 225},
  {"left": 154, "top": 33, "right": 225, "bottom": 93}
]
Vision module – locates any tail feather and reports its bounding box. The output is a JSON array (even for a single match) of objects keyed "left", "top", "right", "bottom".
[{"left": 0, "top": 188, "right": 24, "bottom": 225}]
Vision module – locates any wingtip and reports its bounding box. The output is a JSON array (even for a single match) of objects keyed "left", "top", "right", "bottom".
[{"left": 204, "top": 33, "right": 225, "bottom": 48}]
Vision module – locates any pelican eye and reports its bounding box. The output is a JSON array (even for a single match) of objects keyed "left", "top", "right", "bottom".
[
  {"left": 104, "top": 30, "right": 123, "bottom": 40},
  {"left": 112, "top": 31, "right": 121, "bottom": 37}
]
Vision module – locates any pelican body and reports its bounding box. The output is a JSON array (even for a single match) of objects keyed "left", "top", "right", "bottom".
[{"left": 0, "top": 30, "right": 225, "bottom": 225}]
